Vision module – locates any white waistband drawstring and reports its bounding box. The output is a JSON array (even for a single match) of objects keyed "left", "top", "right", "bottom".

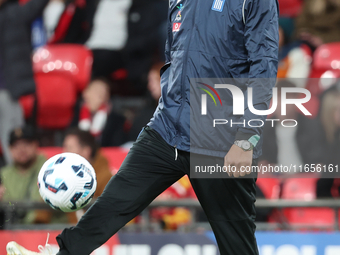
[{"left": 175, "top": 147, "right": 178, "bottom": 160}]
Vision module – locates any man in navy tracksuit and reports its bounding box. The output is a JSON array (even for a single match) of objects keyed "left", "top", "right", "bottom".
[{"left": 7, "top": 0, "right": 278, "bottom": 254}]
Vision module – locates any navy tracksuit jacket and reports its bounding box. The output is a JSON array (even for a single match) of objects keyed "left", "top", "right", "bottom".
[{"left": 149, "top": 0, "right": 279, "bottom": 158}]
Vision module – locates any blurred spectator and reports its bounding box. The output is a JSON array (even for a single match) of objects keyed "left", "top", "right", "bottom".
[
  {"left": 78, "top": 78, "right": 127, "bottom": 146},
  {"left": 63, "top": 128, "right": 112, "bottom": 198},
  {"left": 278, "top": 20, "right": 312, "bottom": 84},
  {"left": 50, "top": 0, "right": 167, "bottom": 94},
  {"left": 79, "top": 78, "right": 110, "bottom": 138},
  {"left": 86, "top": 0, "right": 131, "bottom": 78},
  {"left": 43, "top": 0, "right": 65, "bottom": 39},
  {"left": 0, "top": 178, "right": 5, "bottom": 228},
  {"left": 49, "top": 0, "right": 97, "bottom": 44},
  {"left": 260, "top": 80, "right": 324, "bottom": 170},
  {"left": 0, "top": 126, "right": 48, "bottom": 224},
  {"left": 128, "top": 63, "right": 162, "bottom": 141},
  {"left": 319, "top": 88, "right": 340, "bottom": 166},
  {"left": 316, "top": 87, "right": 340, "bottom": 197},
  {"left": 295, "top": 0, "right": 340, "bottom": 49},
  {"left": 0, "top": 0, "right": 49, "bottom": 164},
  {"left": 0, "top": 183, "right": 4, "bottom": 200},
  {"left": 124, "top": 0, "right": 168, "bottom": 90},
  {"left": 63, "top": 128, "right": 112, "bottom": 223}
]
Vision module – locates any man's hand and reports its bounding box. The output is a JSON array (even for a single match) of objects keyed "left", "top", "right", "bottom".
[{"left": 224, "top": 145, "right": 253, "bottom": 178}]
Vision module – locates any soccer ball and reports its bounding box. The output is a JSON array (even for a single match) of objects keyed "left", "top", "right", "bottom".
[{"left": 38, "top": 153, "right": 97, "bottom": 212}]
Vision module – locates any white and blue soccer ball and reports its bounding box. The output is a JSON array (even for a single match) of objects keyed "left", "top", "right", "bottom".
[{"left": 38, "top": 153, "right": 97, "bottom": 212}]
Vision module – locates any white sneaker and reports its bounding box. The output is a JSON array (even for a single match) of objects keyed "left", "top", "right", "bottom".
[{"left": 6, "top": 234, "right": 54, "bottom": 255}]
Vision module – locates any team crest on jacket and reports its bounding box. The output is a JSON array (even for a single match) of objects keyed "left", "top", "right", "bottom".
[
  {"left": 211, "top": 0, "right": 225, "bottom": 12},
  {"left": 173, "top": 23, "right": 181, "bottom": 32}
]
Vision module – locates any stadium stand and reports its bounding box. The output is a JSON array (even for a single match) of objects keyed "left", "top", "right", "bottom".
[{"left": 281, "top": 177, "right": 336, "bottom": 229}]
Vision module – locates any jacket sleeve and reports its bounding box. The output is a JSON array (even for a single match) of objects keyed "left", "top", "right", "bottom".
[
  {"left": 164, "top": 38, "right": 171, "bottom": 63},
  {"left": 236, "top": 0, "right": 279, "bottom": 142},
  {"left": 163, "top": 1, "right": 174, "bottom": 64},
  {"left": 10, "top": 0, "right": 50, "bottom": 24}
]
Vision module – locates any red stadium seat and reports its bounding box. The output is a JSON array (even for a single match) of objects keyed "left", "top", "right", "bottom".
[
  {"left": 33, "top": 44, "right": 93, "bottom": 92},
  {"left": 281, "top": 177, "right": 318, "bottom": 200},
  {"left": 313, "top": 43, "right": 340, "bottom": 71},
  {"left": 306, "top": 43, "right": 340, "bottom": 94},
  {"left": 278, "top": 0, "right": 302, "bottom": 17},
  {"left": 256, "top": 178, "right": 281, "bottom": 199},
  {"left": 281, "top": 177, "right": 336, "bottom": 229},
  {"left": 283, "top": 207, "right": 335, "bottom": 229},
  {"left": 100, "top": 147, "right": 129, "bottom": 174},
  {"left": 35, "top": 73, "right": 77, "bottom": 129},
  {"left": 19, "top": 94, "right": 35, "bottom": 119}
]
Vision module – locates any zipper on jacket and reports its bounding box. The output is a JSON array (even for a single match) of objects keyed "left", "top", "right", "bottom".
[{"left": 173, "top": 0, "right": 200, "bottom": 148}]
